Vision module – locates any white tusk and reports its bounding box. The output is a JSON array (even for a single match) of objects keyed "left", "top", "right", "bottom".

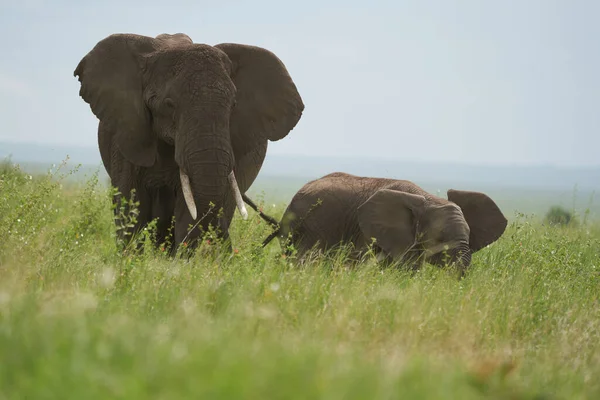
[
  {"left": 228, "top": 170, "right": 248, "bottom": 220},
  {"left": 179, "top": 169, "right": 197, "bottom": 220}
]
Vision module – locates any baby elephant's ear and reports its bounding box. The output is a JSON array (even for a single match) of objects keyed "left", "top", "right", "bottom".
[
  {"left": 357, "top": 189, "right": 426, "bottom": 259},
  {"left": 447, "top": 189, "right": 508, "bottom": 252}
]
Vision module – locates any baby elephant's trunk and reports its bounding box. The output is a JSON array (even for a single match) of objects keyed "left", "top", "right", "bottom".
[{"left": 452, "top": 243, "right": 472, "bottom": 276}]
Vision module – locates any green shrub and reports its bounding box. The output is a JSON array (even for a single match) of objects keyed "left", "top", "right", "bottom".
[{"left": 545, "top": 205, "right": 576, "bottom": 226}]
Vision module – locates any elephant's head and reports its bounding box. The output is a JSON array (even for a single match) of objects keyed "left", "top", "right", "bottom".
[
  {"left": 357, "top": 189, "right": 507, "bottom": 271},
  {"left": 74, "top": 33, "right": 303, "bottom": 227}
]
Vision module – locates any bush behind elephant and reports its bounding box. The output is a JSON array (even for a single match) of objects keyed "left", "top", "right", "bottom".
[
  {"left": 74, "top": 32, "right": 304, "bottom": 254},
  {"left": 249, "top": 172, "right": 508, "bottom": 274}
]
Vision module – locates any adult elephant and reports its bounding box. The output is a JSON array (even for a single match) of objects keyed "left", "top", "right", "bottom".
[
  {"left": 250, "top": 172, "right": 507, "bottom": 275},
  {"left": 74, "top": 33, "right": 304, "bottom": 253}
]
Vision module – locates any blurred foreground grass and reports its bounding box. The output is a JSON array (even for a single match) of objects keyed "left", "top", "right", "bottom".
[{"left": 0, "top": 161, "right": 599, "bottom": 399}]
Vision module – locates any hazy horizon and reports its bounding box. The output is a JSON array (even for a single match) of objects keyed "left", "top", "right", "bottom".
[
  {"left": 3, "top": 140, "right": 600, "bottom": 193},
  {"left": 3, "top": 140, "right": 599, "bottom": 221},
  {"left": 1, "top": 1, "right": 600, "bottom": 168}
]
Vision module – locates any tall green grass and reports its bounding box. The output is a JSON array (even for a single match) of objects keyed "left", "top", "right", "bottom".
[{"left": 0, "top": 161, "right": 599, "bottom": 399}]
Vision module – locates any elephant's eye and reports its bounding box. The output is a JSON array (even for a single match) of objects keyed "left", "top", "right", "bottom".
[{"left": 164, "top": 98, "right": 176, "bottom": 110}]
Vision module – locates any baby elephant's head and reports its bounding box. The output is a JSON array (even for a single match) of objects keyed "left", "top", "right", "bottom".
[{"left": 357, "top": 188, "right": 507, "bottom": 273}]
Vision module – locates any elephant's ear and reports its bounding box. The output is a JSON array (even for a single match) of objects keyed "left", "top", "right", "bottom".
[
  {"left": 357, "top": 189, "right": 427, "bottom": 259},
  {"left": 214, "top": 43, "right": 304, "bottom": 142},
  {"left": 74, "top": 34, "right": 158, "bottom": 167},
  {"left": 447, "top": 189, "right": 508, "bottom": 252}
]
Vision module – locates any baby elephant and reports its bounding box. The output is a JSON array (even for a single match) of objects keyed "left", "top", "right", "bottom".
[{"left": 246, "top": 172, "right": 508, "bottom": 272}]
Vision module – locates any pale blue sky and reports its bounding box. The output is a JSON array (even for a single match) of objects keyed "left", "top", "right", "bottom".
[{"left": 1, "top": 0, "right": 598, "bottom": 166}]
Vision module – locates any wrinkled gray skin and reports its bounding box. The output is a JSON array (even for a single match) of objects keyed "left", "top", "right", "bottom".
[
  {"left": 255, "top": 172, "right": 507, "bottom": 274},
  {"left": 74, "top": 33, "right": 304, "bottom": 254}
]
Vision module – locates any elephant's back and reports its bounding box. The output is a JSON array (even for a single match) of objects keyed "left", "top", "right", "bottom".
[
  {"left": 293, "top": 172, "right": 445, "bottom": 208},
  {"left": 325, "top": 172, "right": 447, "bottom": 205},
  {"left": 287, "top": 172, "right": 378, "bottom": 212}
]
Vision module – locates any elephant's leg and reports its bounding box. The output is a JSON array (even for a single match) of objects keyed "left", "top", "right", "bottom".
[
  {"left": 113, "top": 183, "right": 153, "bottom": 251},
  {"left": 99, "top": 121, "right": 126, "bottom": 246},
  {"left": 111, "top": 190, "right": 127, "bottom": 245},
  {"left": 151, "top": 185, "right": 176, "bottom": 252},
  {"left": 111, "top": 183, "right": 135, "bottom": 248},
  {"left": 100, "top": 121, "right": 152, "bottom": 251}
]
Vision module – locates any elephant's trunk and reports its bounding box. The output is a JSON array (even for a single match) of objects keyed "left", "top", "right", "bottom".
[
  {"left": 426, "top": 241, "right": 472, "bottom": 270},
  {"left": 176, "top": 118, "right": 247, "bottom": 223},
  {"left": 453, "top": 242, "right": 472, "bottom": 269}
]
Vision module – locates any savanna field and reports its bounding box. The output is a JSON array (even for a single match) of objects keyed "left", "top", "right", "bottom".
[{"left": 1, "top": 161, "right": 599, "bottom": 399}]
